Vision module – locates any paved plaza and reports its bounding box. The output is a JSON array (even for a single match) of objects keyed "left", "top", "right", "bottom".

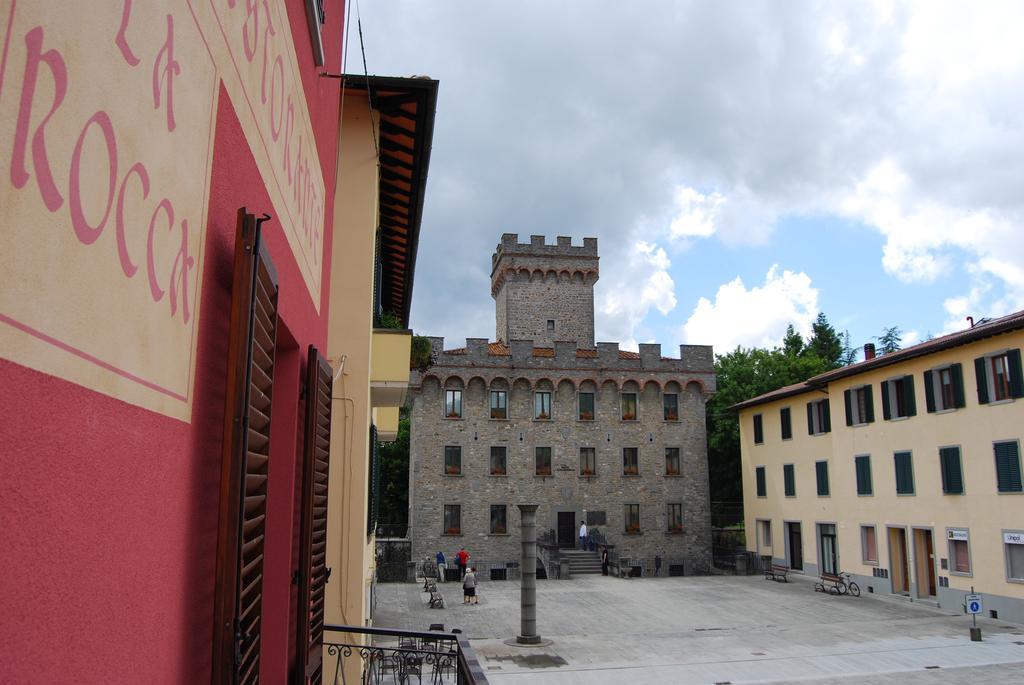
[{"left": 373, "top": 573, "right": 1024, "bottom": 684}]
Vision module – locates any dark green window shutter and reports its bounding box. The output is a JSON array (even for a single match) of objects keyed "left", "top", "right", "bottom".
[
  {"left": 995, "top": 441, "right": 1022, "bottom": 493},
  {"left": 844, "top": 389, "right": 853, "bottom": 426},
  {"left": 855, "top": 456, "right": 872, "bottom": 495},
  {"left": 975, "top": 356, "right": 989, "bottom": 404},
  {"left": 1008, "top": 349, "right": 1024, "bottom": 398},
  {"left": 864, "top": 385, "right": 875, "bottom": 423},
  {"left": 822, "top": 399, "right": 831, "bottom": 432},
  {"left": 780, "top": 407, "right": 792, "bottom": 440},
  {"left": 753, "top": 414, "right": 764, "bottom": 444},
  {"left": 923, "top": 370, "right": 936, "bottom": 413},
  {"left": 894, "top": 451, "right": 914, "bottom": 494},
  {"left": 755, "top": 466, "right": 766, "bottom": 497},
  {"left": 783, "top": 464, "right": 795, "bottom": 497},
  {"left": 816, "top": 461, "right": 829, "bottom": 496},
  {"left": 807, "top": 402, "right": 814, "bottom": 434},
  {"left": 940, "top": 447, "right": 963, "bottom": 495},
  {"left": 951, "top": 363, "right": 966, "bottom": 408},
  {"left": 881, "top": 381, "right": 892, "bottom": 421},
  {"left": 904, "top": 376, "right": 917, "bottom": 416}
]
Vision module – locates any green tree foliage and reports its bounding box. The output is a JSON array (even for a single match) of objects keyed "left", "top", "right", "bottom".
[
  {"left": 782, "top": 324, "right": 804, "bottom": 357},
  {"left": 876, "top": 326, "right": 902, "bottom": 354},
  {"left": 805, "top": 312, "right": 844, "bottom": 369},
  {"left": 840, "top": 330, "right": 858, "bottom": 366},
  {"left": 377, "top": 406, "right": 410, "bottom": 531}
]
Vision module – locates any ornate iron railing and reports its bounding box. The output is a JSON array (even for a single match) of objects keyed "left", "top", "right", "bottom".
[{"left": 323, "top": 624, "right": 489, "bottom": 684}]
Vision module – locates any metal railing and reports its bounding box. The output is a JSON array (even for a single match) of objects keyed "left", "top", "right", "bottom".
[{"left": 323, "top": 624, "right": 489, "bottom": 684}]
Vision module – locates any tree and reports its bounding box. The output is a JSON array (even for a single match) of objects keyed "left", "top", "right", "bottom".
[
  {"left": 782, "top": 324, "right": 804, "bottom": 357},
  {"left": 840, "top": 330, "right": 858, "bottom": 366},
  {"left": 377, "top": 406, "right": 410, "bottom": 534},
  {"left": 805, "top": 312, "right": 843, "bottom": 369},
  {"left": 876, "top": 326, "right": 902, "bottom": 355}
]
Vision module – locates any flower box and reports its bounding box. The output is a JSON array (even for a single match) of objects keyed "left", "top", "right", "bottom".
[
  {"left": 666, "top": 466, "right": 680, "bottom": 476},
  {"left": 492, "top": 526, "right": 507, "bottom": 535},
  {"left": 580, "top": 468, "right": 595, "bottom": 476},
  {"left": 491, "top": 469, "right": 506, "bottom": 476},
  {"left": 536, "top": 467, "right": 552, "bottom": 476},
  {"left": 623, "top": 468, "right": 639, "bottom": 476},
  {"left": 621, "top": 412, "right": 636, "bottom": 421},
  {"left": 446, "top": 411, "right": 461, "bottom": 419},
  {"left": 626, "top": 524, "right": 641, "bottom": 533},
  {"left": 664, "top": 411, "right": 679, "bottom": 421},
  {"left": 445, "top": 527, "right": 460, "bottom": 535},
  {"left": 668, "top": 524, "right": 683, "bottom": 533},
  {"left": 536, "top": 412, "right": 550, "bottom": 420},
  {"left": 445, "top": 466, "right": 461, "bottom": 475},
  {"left": 578, "top": 411, "right": 594, "bottom": 421},
  {"left": 490, "top": 410, "right": 506, "bottom": 419}
]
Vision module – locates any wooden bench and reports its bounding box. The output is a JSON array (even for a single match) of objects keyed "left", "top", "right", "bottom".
[
  {"left": 428, "top": 589, "right": 445, "bottom": 608},
  {"left": 815, "top": 572, "right": 843, "bottom": 594},
  {"left": 764, "top": 563, "right": 790, "bottom": 582}
]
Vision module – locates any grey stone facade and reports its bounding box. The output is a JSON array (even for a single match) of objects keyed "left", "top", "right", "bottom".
[{"left": 409, "top": 234, "right": 716, "bottom": 577}]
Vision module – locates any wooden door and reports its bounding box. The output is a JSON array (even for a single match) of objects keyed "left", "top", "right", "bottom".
[
  {"left": 788, "top": 522, "right": 803, "bottom": 570},
  {"left": 557, "top": 512, "right": 575, "bottom": 548}
]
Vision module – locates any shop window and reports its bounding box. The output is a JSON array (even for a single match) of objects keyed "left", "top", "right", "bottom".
[{"left": 1005, "top": 531, "right": 1024, "bottom": 581}]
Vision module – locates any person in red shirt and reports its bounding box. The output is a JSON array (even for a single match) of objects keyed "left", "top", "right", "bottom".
[{"left": 456, "top": 547, "right": 470, "bottom": 579}]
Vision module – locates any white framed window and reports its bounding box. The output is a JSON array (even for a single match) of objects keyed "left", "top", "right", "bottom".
[
  {"left": 444, "top": 389, "right": 462, "bottom": 418},
  {"left": 976, "top": 349, "right": 1023, "bottom": 404},
  {"left": 844, "top": 385, "right": 875, "bottom": 425},
  {"left": 882, "top": 375, "right": 916, "bottom": 420},
  {"left": 861, "top": 525, "right": 878, "bottom": 564},
  {"left": 807, "top": 399, "right": 830, "bottom": 435},
  {"left": 946, "top": 528, "right": 971, "bottom": 575},
  {"left": 925, "top": 364, "right": 964, "bottom": 412},
  {"left": 534, "top": 391, "right": 552, "bottom": 420},
  {"left": 1004, "top": 530, "right": 1024, "bottom": 582}
]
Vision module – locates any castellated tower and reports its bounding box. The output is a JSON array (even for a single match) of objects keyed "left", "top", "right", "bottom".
[{"left": 490, "top": 233, "right": 599, "bottom": 347}]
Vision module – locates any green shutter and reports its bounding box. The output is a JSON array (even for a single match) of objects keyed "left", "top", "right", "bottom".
[
  {"left": 855, "top": 456, "right": 872, "bottom": 495},
  {"left": 940, "top": 447, "right": 963, "bottom": 495},
  {"left": 754, "top": 414, "right": 764, "bottom": 444},
  {"left": 822, "top": 399, "right": 831, "bottom": 432},
  {"left": 995, "top": 441, "right": 1022, "bottom": 493},
  {"left": 844, "top": 389, "right": 853, "bottom": 426},
  {"left": 784, "top": 464, "right": 795, "bottom": 497},
  {"left": 881, "top": 381, "right": 892, "bottom": 421},
  {"left": 816, "top": 461, "right": 829, "bottom": 496},
  {"left": 975, "top": 356, "right": 989, "bottom": 404},
  {"left": 756, "top": 466, "right": 766, "bottom": 497},
  {"left": 951, "top": 363, "right": 966, "bottom": 408},
  {"left": 780, "top": 407, "right": 792, "bottom": 440},
  {"left": 1008, "top": 349, "right": 1024, "bottom": 398},
  {"left": 904, "top": 376, "right": 917, "bottom": 416},
  {"left": 807, "top": 402, "right": 814, "bottom": 435},
  {"left": 923, "top": 370, "right": 936, "bottom": 413},
  {"left": 895, "top": 451, "right": 914, "bottom": 494},
  {"left": 864, "top": 385, "right": 875, "bottom": 423}
]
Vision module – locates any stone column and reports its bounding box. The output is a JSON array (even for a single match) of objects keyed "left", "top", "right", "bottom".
[{"left": 517, "top": 504, "right": 541, "bottom": 644}]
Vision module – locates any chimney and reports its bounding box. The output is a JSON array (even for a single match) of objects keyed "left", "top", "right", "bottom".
[{"left": 864, "top": 343, "right": 876, "bottom": 360}]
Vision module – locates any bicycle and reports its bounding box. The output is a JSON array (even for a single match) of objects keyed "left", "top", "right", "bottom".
[{"left": 837, "top": 571, "right": 861, "bottom": 597}]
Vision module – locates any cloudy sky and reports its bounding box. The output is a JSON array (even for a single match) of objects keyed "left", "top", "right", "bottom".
[{"left": 349, "top": 0, "right": 1024, "bottom": 357}]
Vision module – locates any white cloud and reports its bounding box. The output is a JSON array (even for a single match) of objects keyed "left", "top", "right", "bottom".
[
  {"left": 681, "top": 266, "right": 819, "bottom": 352},
  {"left": 597, "top": 241, "right": 677, "bottom": 349},
  {"left": 668, "top": 187, "right": 724, "bottom": 240}
]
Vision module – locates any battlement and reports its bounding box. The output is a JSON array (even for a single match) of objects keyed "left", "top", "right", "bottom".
[
  {"left": 423, "top": 337, "right": 715, "bottom": 376},
  {"left": 491, "top": 233, "right": 599, "bottom": 272}
]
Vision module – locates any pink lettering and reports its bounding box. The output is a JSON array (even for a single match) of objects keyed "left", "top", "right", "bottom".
[
  {"left": 281, "top": 98, "right": 294, "bottom": 182},
  {"left": 258, "top": 0, "right": 276, "bottom": 105},
  {"left": 115, "top": 162, "right": 151, "bottom": 278},
  {"left": 152, "top": 14, "right": 180, "bottom": 132},
  {"left": 11, "top": 26, "right": 67, "bottom": 212},
  {"left": 242, "top": 0, "right": 259, "bottom": 62},
  {"left": 146, "top": 199, "right": 173, "bottom": 303},
  {"left": 269, "top": 55, "right": 284, "bottom": 140},
  {"left": 114, "top": 0, "right": 141, "bottom": 67},
  {"left": 0, "top": 0, "right": 17, "bottom": 100},
  {"left": 168, "top": 219, "right": 195, "bottom": 323},
  {"left": 69, "top": 111, "right": 118, "bottom": 246}
]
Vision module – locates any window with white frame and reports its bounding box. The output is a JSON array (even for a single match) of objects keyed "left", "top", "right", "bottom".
[
  {"left": 844, "top": 385, "right": 875, "bottom": 425},
  {"left": 444, "top": 389, "right": 462, "bottom": 418},
  {"left": 882, "top": 375, "right": 916, "bottom": 420},
  {"left": 807, "top": 399, "right": 830, "bottom": 435},
  {"left": 947, "top": 529, "right": 971, "bottom": 575},
  {"left": 976, "top": 349, "right": 1023, "bottom": 404},
  {"left": 925, "top": 364, "right": 965, "bottom": 412},
  {"left": 534, "top": 391, "right": 552, "bottom": 420},
  {"left": 1004, "top": 531, "right": 1024, "bottom": 582},
  {"left": 861, "top": 525, "right": 877, "bottom": 563}
]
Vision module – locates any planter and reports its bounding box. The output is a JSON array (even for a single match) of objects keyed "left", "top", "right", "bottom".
[
  {"left": 578, "top": 412, "right": 594, "bottom": 421},
  {"left": 445, "top": 467, "right": 461, "bottom": 475},
  {"left": 445, "top": 528, "right": 460, "bottom": 535},
  {"left": 580, "top": 469, "right": 595, "bottom": 476}
]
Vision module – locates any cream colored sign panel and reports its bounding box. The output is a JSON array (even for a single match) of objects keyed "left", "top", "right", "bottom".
[
  {"left": 0, "top": 0, "right": 218, "bottom": 421},
  {"left": 189, "top": 0, "right": 326, "bottom": 310}
]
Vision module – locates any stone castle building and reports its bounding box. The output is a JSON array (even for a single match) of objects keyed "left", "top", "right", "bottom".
[{"left": 408, "top": 234, "right": 716, "bottom": 576}]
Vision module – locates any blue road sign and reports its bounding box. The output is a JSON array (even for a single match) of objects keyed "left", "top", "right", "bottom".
[{"left": 966, "top": 594, "right": 983, "bottom": 614}]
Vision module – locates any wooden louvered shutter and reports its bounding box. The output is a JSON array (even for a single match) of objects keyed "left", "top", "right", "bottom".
[
  {"left": 904, "top": 376, "right": 917, "bottom": 416},
  {"left": 881, "top": 381, "right": 891, "bottom": 421},
  {"left": 863, "top": 385, "right": 875, "bottom": 423},
  {"left": 995, "top": 441, "right": 1022, "bottom": 493},
  {"left": 806, "top": 402, "right": 815, "bottom": 434},
  {"left": 940, "top": 447, "right": 963, "bottom": 495},
  {"left": 295, "top": 346, "right": 333, "bottom": 685},
  {"left": 975, "top": 356, "right": 989, "bottom": 404},
  {"left": 1008, "top": 349, "right": 1024, "bottom": 398},
  {"left": 923, "top": 370, "right": 936, "bottom": 413},
  {"left": 213, "top": 209, "right": 279, "bottom": 685},
  {"left": 951, "top": 363, "right": 966, "bottom": 408},
  {"left": 821, "top": 399, "right": 831, "bottom": 432},
  {"left": 844, "top": 390, "right": 853, "bottom": 426}
]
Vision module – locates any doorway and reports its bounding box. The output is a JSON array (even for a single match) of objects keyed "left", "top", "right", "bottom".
[
  {"left": 888, "top": 527, "right": 910, "bottom": 595},
  {"left": 557, "top": 512, "right": 576, "bottom": 548},
  {"left": 913, "top": 528, "right": 936, "bottom": 598},
  {"left": 818, "top": 523, "right": 838, "bottom": 575},
  {"left": 786, "top": 522, "right": 803, "bottom": 570}
]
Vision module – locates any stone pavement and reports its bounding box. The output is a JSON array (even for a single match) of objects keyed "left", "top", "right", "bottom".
[{"left": 372, "top": 573, "right": 1024, "bottom": 683}]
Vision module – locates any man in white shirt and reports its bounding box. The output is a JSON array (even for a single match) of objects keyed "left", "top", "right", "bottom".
[{"left": 579, "top": 521, "right": 588, "bottom": 550}]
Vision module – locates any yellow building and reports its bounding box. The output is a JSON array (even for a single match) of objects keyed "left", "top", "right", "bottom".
[
  {"left": 735, "top": 310, "right": 1024, "bottom": 622},
  {"left": 325, "top": 74, "right": 437, "bottom": 639}
]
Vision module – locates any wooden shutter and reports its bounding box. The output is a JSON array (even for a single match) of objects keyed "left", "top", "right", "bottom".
[
  {"left": 975, "top": 356, "right": 989, "bottom": 404},
  {"left": 755, "top": 466, "right": 766, "bottom": 497},
  {"left": 951, "top": 363, "right": 966, "bottom": 408},
  {"left": 806, "top": 402, "right": 814, "bottom": 434},
  {"left": 783, "top": 464, "right": 795, "bottom": 497},
  {"left": 822, "top": 399, "right": 831, "bottom": 432},
  {"left": 753, "top": 414, "right": 763, "bottom": 444},
  {"left": 894, "top": 452, "right": 914, "bottom": 494},
  {"left": 1008, "top": 349, "right": 1024, "bottom": 398},
  {"left": 995, "top": 441, "right": 1022, "bottom": 493},
  {"left": 923, "top": 370, "right": 936, "bottom": 413},
  {"left": 295, "top": 346, "right": 333, "bottom": 685},
  {"left": 213, "top": 209, "right": 280, "bottom": 685},
  {"left": 940, "top": 447, "right": 963, "bottom": 495},
  {"left": 863, "top": 385, "right": 875, "bottom": 423},
  {"left": 780, "top": 407, "right": 792, "bottom": 440},
  {"left": 855, "top": 456, "right": 872, "bottom": 495},
  {"left": 903, "top": 376, "right": 917, "bottom": 416},
  {"left": 844, "top": 390, "right": 853, "bottom": 426},
  {"left": 880, "top": 381, "right": 891, "bottom": 421},
  {"left": 815, "top": 461, "right": 829, "bottom": 496}
]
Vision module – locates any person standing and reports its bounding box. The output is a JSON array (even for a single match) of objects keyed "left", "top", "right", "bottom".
[
  {"left": 601, "top": 546, "right": 609, "bottom": 576},
  {"left": 578, "top": 521, "right": 588, "bottom": 550},
  {"left": 456, "top": 547, "right": 470, "bottom": 579},
  {"left": 463, "top": 566, "right": 478, "bottom": 604},
  {"left": 435, "top": 551, "right": 447, "bottom": 582}
]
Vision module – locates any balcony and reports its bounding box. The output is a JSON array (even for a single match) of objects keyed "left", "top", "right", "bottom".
[
  {"left": 324, "top": 624, "right": 488, "bottom": 684},
  {"left": 371, "top": 329, "right": 412, "bottom": 409}
]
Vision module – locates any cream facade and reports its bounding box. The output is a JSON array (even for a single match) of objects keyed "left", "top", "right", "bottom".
[{"left": 737, "top": 312, "right": 1024, "bottom": 623}]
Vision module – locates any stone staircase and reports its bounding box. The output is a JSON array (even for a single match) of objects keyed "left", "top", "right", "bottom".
[{"left": 561, "top": 548, "right": 603, "bottom": 575}]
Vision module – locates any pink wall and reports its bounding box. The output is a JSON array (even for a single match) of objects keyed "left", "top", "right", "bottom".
[{"left": 0, "top": 1, "right": 344, "bottom": 681}]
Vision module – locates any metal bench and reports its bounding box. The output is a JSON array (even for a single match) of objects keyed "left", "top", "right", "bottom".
[{"left": 765, "top": 563, "right": 790, "bottom": 582}]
